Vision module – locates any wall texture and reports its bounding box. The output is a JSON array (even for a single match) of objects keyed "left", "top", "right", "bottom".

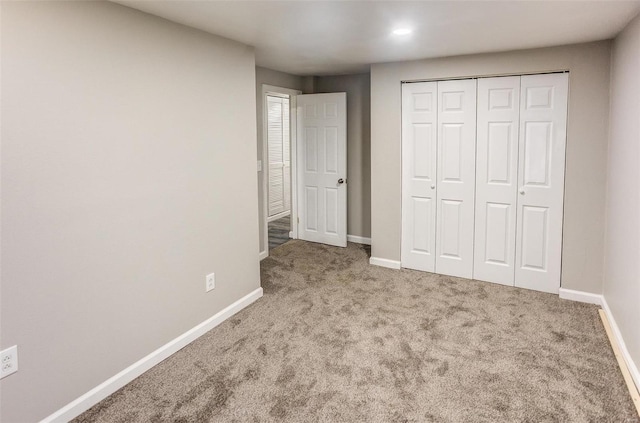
[
  {"left": 316, "top": 74, "right": 371, "bottom": 239},
  {"left": 255, "top": 66, "right": 304, "bottom": 255},
  {"left": 604, "top": 13, "right": 640, "bottom": 383},
  {"left": 370, "top": 41, "right": 611, "bottom": 294},
  {"left": 1, "top": 2, "right": 259, "bottom": 421}
]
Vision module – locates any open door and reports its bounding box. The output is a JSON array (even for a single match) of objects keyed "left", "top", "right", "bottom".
[{"left": 296, "top": 93, "right": 347, "bottom": 247}]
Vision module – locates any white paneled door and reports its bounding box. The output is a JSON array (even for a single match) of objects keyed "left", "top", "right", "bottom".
[
  {"left": 297, "top": 93, "right": 347, "bottom": 247},
  {"left": 435, "top": 79, "right": 477, "bottom": 279},
  {"left": 401, "top": 82, "right": 438, "bottom": 272},
  {"left": 267, "top": 95, "right": 291, "bottom": 218},
  {"left": 474, "top": 76, "right": 521, "bottom": 285},
  {"left": 515, "top": 73, "right": 568, "bottom": 294}
]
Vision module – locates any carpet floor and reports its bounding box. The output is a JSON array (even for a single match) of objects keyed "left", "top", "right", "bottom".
[{"left": 75, "top": 240, "right": 639, "bottom": 422}]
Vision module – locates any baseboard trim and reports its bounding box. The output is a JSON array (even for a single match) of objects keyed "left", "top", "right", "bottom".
[
  {"left": 601, "top": 296, "right": 640, "bottom": 397},
  {"left": 259, "top": 250, "right": 268, "bottom": 261},
  {"left": 347, "top": 235, "right": 372, "bottom": 245},
  {"left": 369, "top": 257, "right": 401, "bottom": 270},
  {"left": 41, "top": 287, "right": 264, "bottom": 423},
  {"left": 599, "top": 309, "right": 640, "bottom": 416},
  {"left": 558, "top": 288, "right": 603, "bottom": 305},
  {"left": 560, "top": 288, "right": 640, "bottom": 398}
]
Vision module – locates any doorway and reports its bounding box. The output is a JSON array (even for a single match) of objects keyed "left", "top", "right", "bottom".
[
  {"left": 261, "top": 85, "right": 301, "bottom": 257},
  {"left": 259, "top": 87, "right": 349, "bottom": 259}
]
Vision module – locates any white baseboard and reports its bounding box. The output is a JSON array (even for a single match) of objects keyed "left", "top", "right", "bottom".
[
  {"left": 559, "top": 288, "right": 639, "bottom": 393},
  {"left": 289, "top": 231, "right": 294, "bottom": 239},
  {"left": 559, "top": 288, "right": 603, "bottom": 305},
  {"left": 601, "top": 296, "right": 640, "bottom": 392},
  {"left": 347, "top": 235, "right": 371, "bottom": 245},
  {"left": 259, "top": 250, "right": 268, "bottom": 261},
  {"left": 41, "top": 287, "right": 264, "bottom": 423},
  {"left": 369, "top": 257, "right": 401, "bottom": 270}
]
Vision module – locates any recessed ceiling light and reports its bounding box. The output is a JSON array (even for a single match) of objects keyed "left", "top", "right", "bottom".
[{"left": 392, "top": 28, "right": 413, "bottom": 36}]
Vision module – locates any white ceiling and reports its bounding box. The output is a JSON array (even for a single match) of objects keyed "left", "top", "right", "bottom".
[{"left": 116, "top": 1, "right": 640, "bottom": 76}]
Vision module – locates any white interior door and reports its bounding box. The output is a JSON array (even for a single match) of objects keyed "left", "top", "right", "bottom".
[
  {"left": 401, "top": 82, "right": 438, "bottom": 272},
  {"left": 297, "top": 93, "right": 347, "bottom": 247},
  {"left": 474, "top": 76, "right": 521, "bottom": 285},
  {"left": 515, "top": 73, "right": 568, "bottom": 294},
  {"left": 267, "top": 96, "right": 291, "bottom": 219},
  {"left": 435, "top": 79, "right": 477, "bottom": 278}
]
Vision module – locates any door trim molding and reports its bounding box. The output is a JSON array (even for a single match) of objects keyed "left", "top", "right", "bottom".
[
  {"left": 260, "top": 85, "right": 302, "bottom": 259},
  {"left": 40, "top": 287, "right": 264, "bottom": 423},
  {"left": 401, "top": 70, "right": 569, "bottom": 84}
]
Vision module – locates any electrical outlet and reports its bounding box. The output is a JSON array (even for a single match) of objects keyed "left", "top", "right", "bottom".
[
  {"left": 1, "top": 346, "right": 18, "bottom": 379},
  {"left": 206, "top": 273, "right": 215, "bottom": 292}
]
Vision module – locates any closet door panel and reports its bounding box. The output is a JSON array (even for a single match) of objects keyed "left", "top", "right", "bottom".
[
  {"left": 515, "top": 73, "right": 568, "bottom": 294},
  {"left": 435, "top": 79, "right": 477, "bottom": 278},
  {"left": 474, "top": 76, "right": 520, "bottom": 285},
  {"left": 401, "top": 82, "right": 438, "bottom": 272}
]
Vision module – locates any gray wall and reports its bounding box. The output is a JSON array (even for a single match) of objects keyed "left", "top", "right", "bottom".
[
  {"left": 316, "top": 74, "right": 371, "bottom": 238},
  {"left": 255, "top": 66, "right": 305, "bottom": 255},
  {"left": 604, "top": 14, "right": 640, "bottom": 381},
  {"left": 370, "top": 41, "right": 611, "bottom": 294},
  {"left": 1, "top": 2, "right": 259, "bottom": 421}
]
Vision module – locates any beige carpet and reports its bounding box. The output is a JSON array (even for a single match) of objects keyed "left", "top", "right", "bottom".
[{"left": 75, "top": 240, "right": 639, "bottom": 422}]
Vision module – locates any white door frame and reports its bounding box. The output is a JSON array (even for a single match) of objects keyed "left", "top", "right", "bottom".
[{"left": 261, "top": 84, "right": 302, "bottom": 259}]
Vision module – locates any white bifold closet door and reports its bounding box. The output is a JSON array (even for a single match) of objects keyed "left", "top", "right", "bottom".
[
  {"left": 435, "top": 79, "right": 477, "bottom": 278},
  {"left": 401, "top": 82, "right": 438, "bottom": 272},
  {"left": 474, "top": 73, "right": 568, "bottom": 293},
  {"left": 514, "top": 73, "right": 568, "bottom": 294},
  {"left": 267, "top": 96, "right": 291, "bottom": 218},
  {"left": 403, "top": 73, "right": 568, "bottom": 294},
  {"left": 473, "top": 76, "right": 521, "bottom": 285},
  {"left": 401, "top": 79, "right": 477, "bottom": 277}
]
